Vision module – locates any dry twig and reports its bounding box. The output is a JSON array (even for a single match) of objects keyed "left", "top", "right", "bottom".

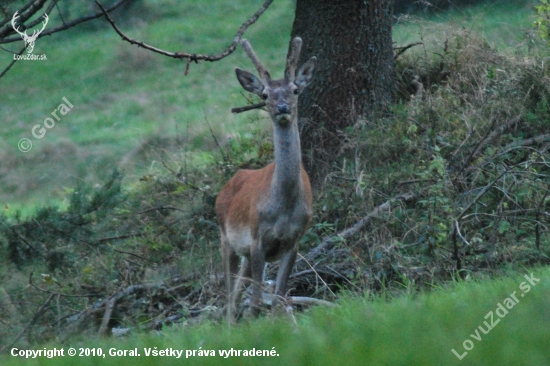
[
  {"left": 394, "top": 41, "right": 423, "bottom": 60},
  {"left": 231, "top": 101, "right": 267, "bottom": 114}
]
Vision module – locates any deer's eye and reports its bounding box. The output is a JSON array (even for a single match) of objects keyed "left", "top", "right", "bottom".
[
  {"left": 293, "top": 89, "right": 299, "bottom": 95},
  {"left": 262, "top": 93, "right": 268, "bottom": 100}
]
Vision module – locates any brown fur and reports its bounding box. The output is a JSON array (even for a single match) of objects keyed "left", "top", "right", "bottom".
[{"left": 216, "top": 37, "right": 316, "bottom": 321}]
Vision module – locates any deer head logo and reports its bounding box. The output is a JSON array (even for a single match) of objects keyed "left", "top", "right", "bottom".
[{"left": 11, "top": 12, "right": 48, "bottom": 54}]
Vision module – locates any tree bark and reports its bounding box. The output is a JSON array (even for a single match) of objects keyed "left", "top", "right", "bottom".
[{"left": 290, "top": 0, "right": 395, "bottom": 178}]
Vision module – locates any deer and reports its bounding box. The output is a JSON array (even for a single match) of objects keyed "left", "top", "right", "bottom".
[
  {"left": 216, "top": 37, "right": 316, "bottom": 320},
  {"left": 11, "top": 12, "right": 49, "bottom": 54}
]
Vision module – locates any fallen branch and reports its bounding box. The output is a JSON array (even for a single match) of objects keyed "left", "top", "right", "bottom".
[
  {"left": 500, "top": 133, "right": 550, "bottom": 154},
  {"left": 62, "top": 281, "right": 182, "bottom": 340},
  {"left": 289, "top": 268, "right": 347, "bottom": 279},
  {"left": 455, "top": 116, "right": 521, "bottom": 176},
  {"left": 304, "top": 191, "right": 419, "bottom": 261},
  {"left": 288, "top": 296, "right": 338, "bottom": 308},
  {"left": 456, "top": 169, "right": 507, "bottom": 222},
  {"left": 98, "top": 297, "right": 116, "bottom": 337},
  {"left": 462, "top": 132, "right": 549, "bottom": 177}
]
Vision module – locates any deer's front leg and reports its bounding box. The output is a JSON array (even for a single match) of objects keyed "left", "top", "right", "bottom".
[
  {"left": 249, "top": 243, "right": 265, "bottom": 317},
  {"left": 274, "top": 246, "right": 297, "bottom": 309},
  {"left": 229, "top": 256, "right": 251, "bottom": 321}
]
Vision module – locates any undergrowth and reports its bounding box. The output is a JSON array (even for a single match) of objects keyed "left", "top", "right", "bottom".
[{"left": 2, "top": 268, "right": 550, "bottom": 365}]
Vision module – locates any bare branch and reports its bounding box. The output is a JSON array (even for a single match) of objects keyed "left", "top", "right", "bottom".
[
  {"left": 394, "top": 41, "right": 422, "bottom": 60},
  {"left": 0, "top": 0, "right": 128, "bottom": 43},
  {"left": 0, "top": 0, "right": 129, "bottom": 79},
  {"left": 95, "top": 0, "right": 274, "bottom": 70},
  {"left": 13, "top": 0, "right": 57, "bottom": 31},
  {"left": 0, "top": 46, "right": 25, "bottom": 78},
  {"left": 0, "top": 0, "right": 48, "bottom": 38},
  {"left": 454, "top": 220, "right": 470, "bottom": 246},
  {"left": 0, "top": 0, "right": 38, "bottom": 28}
]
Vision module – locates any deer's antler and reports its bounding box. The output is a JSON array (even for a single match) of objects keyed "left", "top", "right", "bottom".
[
  {"left": 241, "top": 39, "right": 271, "bottom": 84},
  {"left": 11, "top": 12, "right": 26, "bottom": 38},
  {"left": 284, "top": 37, "right": 303, "bottom": 82},
  {"left": 28, "top": 13, "right": 49, "bottom": 42}
]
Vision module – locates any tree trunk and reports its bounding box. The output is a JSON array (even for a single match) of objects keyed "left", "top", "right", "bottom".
[{"left": 290, "top": 0, "right": 395, "bottom": 178}]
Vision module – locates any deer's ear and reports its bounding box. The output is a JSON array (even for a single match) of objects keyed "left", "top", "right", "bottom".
[
  {"left": 235, "top": 68, "right": 264, "bottom": 96},
  {"left": 295, "top": 57, "right": 316, "bottom": 90}
]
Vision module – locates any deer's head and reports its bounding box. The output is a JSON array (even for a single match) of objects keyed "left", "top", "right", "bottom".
[
  {"left": 11, "top": 12, "right": 49, "bottom": 54},
  {"left": 235, "top": 37, "right": 316, "bottom": 127}
]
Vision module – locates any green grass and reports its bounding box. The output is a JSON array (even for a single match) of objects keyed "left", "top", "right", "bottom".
[
  {"left": 0, "top": 0, "right": 295, "bottom": 213},
  {"left": 394, "top": 0, "right": 538, "bottom": 51},
  {"left": 2, "top": 268, "right": 549, "bottom": 365},
  {"left": 0, "top": 0, "right": 541, "bottom": 214}
]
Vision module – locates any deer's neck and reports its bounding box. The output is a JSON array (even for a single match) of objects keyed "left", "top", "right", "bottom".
[{"left": 272, "top": 119, "right": 303, "bottom": 205}]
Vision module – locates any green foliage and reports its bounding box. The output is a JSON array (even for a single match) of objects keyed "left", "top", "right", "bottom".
[
  {"left": 535, "top": 0, "right": 550, "bottom": 40},
  {"left": 307, "top": 18, "right": 550, "bottom": 298},
  {"left": 0, "top": 169, "right": 125, "bottom": 271}
]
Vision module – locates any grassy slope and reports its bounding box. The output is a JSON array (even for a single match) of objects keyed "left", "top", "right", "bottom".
[
  {"left": 0, "top": 0, "right": 294, "bottom": 215},
  {"left": 0, "top": 0, "right": 537, "bottom": 215},
  {"left": 2, "top": 268, "right": 549, "bottom": 366}
]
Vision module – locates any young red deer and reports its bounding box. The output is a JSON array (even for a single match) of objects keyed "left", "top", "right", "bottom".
[{"left": 216, "top": 37, "right": 316, "bottom": 319}]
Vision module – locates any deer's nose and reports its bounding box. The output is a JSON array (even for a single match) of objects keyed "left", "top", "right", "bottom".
[{"left": 275, "top": 103, "right": 290, "bottom": 115}]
